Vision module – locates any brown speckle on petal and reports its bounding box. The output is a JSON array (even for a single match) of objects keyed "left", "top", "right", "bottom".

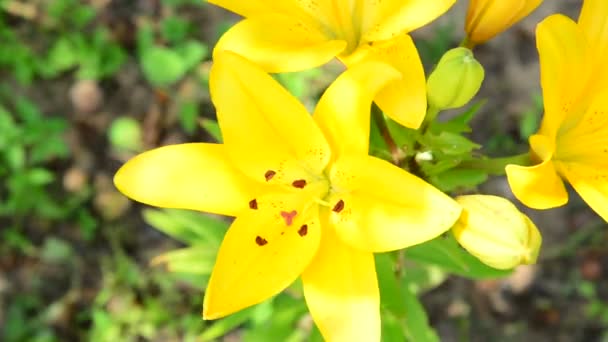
[
  {"left": 255, "top": 236, "right": 268, "bottom": 246},
  {"left": 265, "top": 170, "right": 276, "bottom": 181},
  {"left": 333, "top": 200, "right": 345, "bottom": 213},
  {"left": 292, "top": 179, "right": 307, "bottom": 188},
  {"left": 249, "top": 199, "right": 258, "bottom": 210},
  {"left": 298, "top": 224, "right": 308, "bottom": 237}
]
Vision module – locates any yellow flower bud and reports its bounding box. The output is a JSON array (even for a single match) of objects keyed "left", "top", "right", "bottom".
[
  {"left": 452, "top": 195, "right": 541, "bottom": 270},
  {"left": 465, "top": 0, "right": 543, "bottom": 47},
  {"left": 426, "top": 47, "right": 484, "bottom": 110}
]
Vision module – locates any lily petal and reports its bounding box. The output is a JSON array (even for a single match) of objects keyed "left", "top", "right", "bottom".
[
  {"left": 313, "top": 61, "right": 400, "bottom": 158},
  {"left": 203, "top": 200, "right": 321, "bottom": 319},
  {"left": 328, "top": 155, "right": 461, "bottom": 252},
  {"left": 559, "top": 162, "right": 608, "bottom": 222},
  {"left": 556, "top": 88, "right": 608, "bottom": 164},
  {"left": 210, "top": 51, "right": 331, "bottom": 183},
  {"left": 114, "top": 143, "right": 259, "bottom": 217},
  {"left": 341, "top": 33, "right": 427, "bottom": 129},
  {"left": 536, "top": 14, "right": 591, "bottom": 138},
  {"left": 301, "top": 221, "right": 380, "bottom": 342},
  {"left": 362, "top": 0, "right": 455, "bottom": 42},
  {"left": 506, "top": 135, "right": 568, "bottom": 209},
  {"left": 214, "top": 14, "right": 346, "bottom": 73},
  {"left": 578, "top": 0, "right": 608, "bottom": 73}
]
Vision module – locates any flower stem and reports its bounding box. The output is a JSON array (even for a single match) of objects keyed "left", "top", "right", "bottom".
[
  {"left": 371, "top": 104, "right": 402, "bottom": 165},
  {"left": 458, "top": 152, "right": 531, "bottom": 175}
]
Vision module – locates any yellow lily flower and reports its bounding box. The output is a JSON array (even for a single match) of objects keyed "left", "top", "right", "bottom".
[
  {"left": 207, "top": 0, "right": 456, "bottom": 129},
  {"left": 114, "top": 51, "right": 461, "bottom": 341},
  {"left": 465, "top": 0, "right": 543, "bottom": 47},
  {"left": 506, "top": 0, "right": 608, "bottom": 221}
]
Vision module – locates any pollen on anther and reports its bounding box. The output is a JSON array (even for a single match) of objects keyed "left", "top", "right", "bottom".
[
  {"left": 298, "top": 224, "right": 308, "bottom": 237},
  {"left": 255, "top": 236, "right": 268, "bottom": 246},
  {"left": 249, "top": 199, "right": 258, "bottom": 210},
  {"left": 265, "top": 170, "right": 276, "bottom": 181},
  {"left": 292, "top": 179, "right": 307, "bottom": 188},
  {"left": 333, "top": 199, "right": 345, "bottom": 213}
]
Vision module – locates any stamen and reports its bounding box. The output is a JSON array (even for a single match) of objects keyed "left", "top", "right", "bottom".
[
  {"left": 265, "top": 170, "right": 276, "bottom": 181},
  {"left": 248, "top": 199, "right": 258, "bottom": 210},
  {"left": 292, "top": 179, "right": 307, "bottom": 188},
  {"left": 333, "top": 200, "right": 345, "bottom": 213},
  {"left": 298, "top": 224, "right": 308, "bottom": 237},
  {"left": 280, "top": 210, "right": 297, "bottom": 226},
  {"left": 255, "top": 236, "right": 268, "bottom": 246}
]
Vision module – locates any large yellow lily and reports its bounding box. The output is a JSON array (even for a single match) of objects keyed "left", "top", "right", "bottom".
[
  {"left": 207, "top": 0, "right": 455, "bottom": 129},
  {"left": 506, "top": 0, "right": 608, "bottom": 221},
  {"left": 464, "top": 0, "right": 542, "bottom": 47},
  {"left": 114, "top": 51, "right": 461, "bottom": 341}
]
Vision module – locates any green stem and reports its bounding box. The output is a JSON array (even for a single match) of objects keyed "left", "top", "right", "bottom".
[
  {"left": 371, "top": 104, "right": 401, "bottom": 165},
  {"left": 458, "top": 152, "right": 531, "bottom": 175},
  {"left": 419, "top": 106, "right": 440, "bottom": 133}
]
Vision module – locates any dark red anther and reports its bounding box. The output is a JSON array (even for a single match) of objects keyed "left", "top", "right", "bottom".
[
  {"left": 298, "top": 224, "right": 308, "bottom": 237},
  {"left": 292, "top": 179, "right": 307, "bottom": 188},
  {"left": 265, "top": 170, "right": 276, "bottom": 181},
  {"left": 249, "top": 199, "right": 258, "bottom": 210},
  {"left": 255, "top": 236, "right": 268, "bottom": 246},
  {"left": 333, "top": 200, "right": 345, "bottom": 213}
]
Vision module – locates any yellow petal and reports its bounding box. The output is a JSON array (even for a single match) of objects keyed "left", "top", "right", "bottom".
[
  {"left": 313, "top": 61, "right": 400, "bottom": 158},
  {"left": 505, "top": 135, "right": 568, "bottom": 209},
  {"left": 114, "top": 143, "right": 259, "bottom": 217},
  {"left": 301, "top": 222, "right": 380, "bottom": 342},
  {"left": 558, "top": 162, "right": 608, "bottom": 222},
  {"left": 214, "top": 14, "right": 346, "bottom": 73},
  {"left": 465, "top": 0, "right": 542, "bottom": 45},
  {"left": 328, "top": 155, "right": 461, "bottom": 252},
  {"left": 210, "top": 51, "right": 331, "bottom": 183},
  {"left": 362, "top": 0, "right": 455, "bottom": 42},
  {"left": 203, "top": 199, "right": 322, "bottom": 319},
  {"left": 578, "top": 0, "right": 608, "bottom": 75},
  {"left": 555, "top": 88, "right": 608, "bottom": 164},
  {"left": 340, "top": 34, "right": 427, "bottom": 129},
  {"left": 535, "top": 14, "right": 591, "bottom": 138},
  {"left": 452, "top": 195, "right": 542, "bottom": 270}
]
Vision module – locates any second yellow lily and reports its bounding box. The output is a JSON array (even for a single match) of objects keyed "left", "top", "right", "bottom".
[
  {"left": 506, "top": 0, "right": 608, "bottom": 221},
  {"left": 207, "top": 0, "right": 455, "bottom": 129}
]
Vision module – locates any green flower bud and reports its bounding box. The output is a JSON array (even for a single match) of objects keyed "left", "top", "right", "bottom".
[
  {"left": 426, "top": 47, "right": 484, "bottom": 110},
  {"left": 452, "top": 195, "right": 541, "bottom": 270}
]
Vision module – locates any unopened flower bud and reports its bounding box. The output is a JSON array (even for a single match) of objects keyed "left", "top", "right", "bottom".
[
  {"left": 426, "top": 47, "right": 484, "bottom": 110},
  {"left": 452, "top": 195, "right": 541, "bottom": 270}
]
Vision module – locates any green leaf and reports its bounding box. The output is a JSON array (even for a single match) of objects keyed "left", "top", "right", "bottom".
[
  {"left": 178, "top": 101, "right": 199, "bottom": 135},
  {"left": 142, "top": 208, "right": 228, "bottom": 246},
  {"left": 176, "top": 40, "right": 209, "bottom": 70},
  {"left": 140, "top": 46, "right": 186, "bottom": 87},
  {"left": 430, "top": 168, "right": 488, "bottom": 192},
  {"left": 375, "top": 253, "right": 407, "bottom": 316},
  {"left": 419, "top": 131, "right": 480, "bottom": 156},
  {"left": 431, "top": 100, "right": 485, "bottom": 134},
  {"left": 200, "top": 118, "right": 223, "bottom": 142},
  {"left": 406, "top": 235, "right": 511, "bottom": 279},
  {"left": 46, "top": 37, "right": 79, "bottom": 75},
  {"left": 152, "top": 246, "right": 217, "bottom": 275},
  {"left": 401, "top": 280, "right": 440, "bottom": 342},
  {"left": 161, "top": 16, "right": 191, "bottom": 43},
  {"left": 27, "top": 168, "right": 55, "bottom": 186},
  {"left": 200, "top": 307, "right": 255, "bottom": 341}
]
